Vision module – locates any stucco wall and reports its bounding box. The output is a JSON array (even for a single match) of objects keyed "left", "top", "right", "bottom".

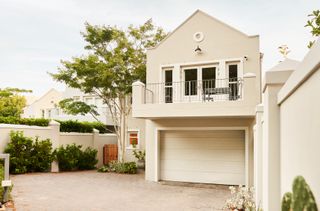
[
  {"left": 0, "top": 122, "right": 117, "bottom": 169},
  {"left": 145, "top": 117, "right": 255, "bottom": 186},
  {"left": 125, "top": 116, "right": 146, "bottom": 162},
  {"left": 280, "top": 68, "right": 320, "bottom": 202},
  {"left": 146, "top": 10, "right": 261, "bottom": 107},
  {"left": 60, "top": 133, "right": 94, "bottom": 149}
]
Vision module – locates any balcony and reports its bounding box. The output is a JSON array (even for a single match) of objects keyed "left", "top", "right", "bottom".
[
  {"left": 132, "top": 76, "right": 258, "bottom": 118},
  {"left": 144, "top": 78, "right": 243, "bottom": 104}
]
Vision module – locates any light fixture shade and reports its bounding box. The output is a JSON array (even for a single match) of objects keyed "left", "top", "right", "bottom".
[{"left": 195, "top": 45, "right": 202, "bottom": 54}]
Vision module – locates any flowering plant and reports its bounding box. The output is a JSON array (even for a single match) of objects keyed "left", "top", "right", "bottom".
[{"left": 223, "top": 185, "right": 256, "bottom": 211}]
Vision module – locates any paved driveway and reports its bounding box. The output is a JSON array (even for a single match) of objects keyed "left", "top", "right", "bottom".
[{"left": 11, "top": 171, "right": 230, "bottom": 211}]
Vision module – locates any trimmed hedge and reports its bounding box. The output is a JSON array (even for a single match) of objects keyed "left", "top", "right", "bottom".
[
  {"left": 0, "top": 117, "right": 114, "bottom": 134},
  {"left": 0, "top": 116, "right": 49, "bottom": 127},
  {"left": 57, "top": 120, "right": 114, "bottom": 134}
]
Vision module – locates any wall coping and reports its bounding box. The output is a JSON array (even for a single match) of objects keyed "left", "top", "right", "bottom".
[
  {"left": 0, "top": 124, "right": 51, "bottom": 130},
  {"left": 60, "top": 132, "right": 93, "bottom": 136},
  {"left": 98, "top": 133, "right": 117, "bottom": 137},
  {"left": 278, "top": 38, "right": 320, "bottom": 104}
]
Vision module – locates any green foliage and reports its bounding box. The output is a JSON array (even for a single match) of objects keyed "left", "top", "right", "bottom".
[
  {"left": 51, "top": 20, "right": 166, "bottom": 96},
  {"left": 4, "top": 131, "right": 53, "bottom": 174},
  {"left": 0, "top": 116, "right": 49, "bottom": 127},
  {"left": 57, "top": 119, "right": 112, "bottom": 133},
  {"left": 132, "top": 147, "right": 145, "bottom": 161},
  {"left": 305, "top": 10, "right": 320, "bottom": 48},
  {"left": 78, "top": 147, "right": 98, "bottom": 170},
  {"left": 59, "top": 98, "right": 99, "bottom": 116},
  {"left": 282, "top": 192, "right": 293, "bottom": 211},
  {"left": 53, "top": 144, "right": 82, "bottom": 171},
  {"left": 30, "top": 137, "right": 54, "bottom": 172},
  {"left": 51, "top": 20, "right": 166, "bottom": 162},
  {"left": 281, "top": 176, "right": 318, "bottom": 211},
  {"left": 0, "top": 88, "right": 31, "bottom": 118},
  {"left": 53, "top": 144, "right": 97, "bottom": 171},
  {"left": 57, "top": 120, "right": 94, "bottom": 133},
  {"left": 97, "top": 161, "right": 137, "bottom": 174}
]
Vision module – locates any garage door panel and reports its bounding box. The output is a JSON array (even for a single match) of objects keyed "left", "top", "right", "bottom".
[
  {"left": 160, "top": 138, "right": 244, "bottom": 149},
  {"left": 161, "top": 130, "right": 244, "bottom": 139},
  {"left": 160, "top": 130, "right": 245, "bottom": 185},
  {"left": 160, "top": 170, "right": 245, "bottom": 185},
  {"left": 161, "top": 149, "right": 244, "bottom": 161},
  {"left": 161, "top": 160, "right": 244, "bottom": 173}
]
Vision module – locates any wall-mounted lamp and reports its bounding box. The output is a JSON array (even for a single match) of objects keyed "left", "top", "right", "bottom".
[
  {"left": 195, "top": 45, "right": 202, "bottom": 54},
  {"left": 243, "top": 56, "right": 248, "bottom": 61}
]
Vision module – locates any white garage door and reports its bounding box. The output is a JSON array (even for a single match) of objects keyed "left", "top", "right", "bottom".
[{"left": 160, "top": 130, "right": 245, "bottom": 185}]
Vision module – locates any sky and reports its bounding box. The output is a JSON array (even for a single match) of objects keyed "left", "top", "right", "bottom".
[{"left": 0, "top": 0, "right": 319, "bottom": 96}]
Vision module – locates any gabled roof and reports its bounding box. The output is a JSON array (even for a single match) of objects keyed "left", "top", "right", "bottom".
[
  {"left": 149, "top": 9, "right": 259, "bottom": 50},
  {"left": 27, "top": 88, "right": 62, "bottom": 107},
  {"left": 268, "top": 59, "right": 300, "bottom": 72}
]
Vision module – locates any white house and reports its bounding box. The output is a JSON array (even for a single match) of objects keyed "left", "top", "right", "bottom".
[
  {"left": 132, "top": 10, "right": 261, "bottom": 186},
  {"left": 23, "top": 87, "right": 114, "bottom": 125},
  {"left": 22, "top": 88, "right": 63, "bottom": 119}
]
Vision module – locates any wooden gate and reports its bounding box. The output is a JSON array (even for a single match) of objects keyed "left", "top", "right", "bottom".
[{"left": 103, "top": 144, "right": 118, "bottom": 165}]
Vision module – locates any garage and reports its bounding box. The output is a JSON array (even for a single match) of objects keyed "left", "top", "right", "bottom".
[{"left": 160, "top": 130, "right": 245, "bottom": 185}]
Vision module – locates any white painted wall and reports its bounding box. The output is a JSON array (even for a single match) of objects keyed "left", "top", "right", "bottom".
[{"left": 0, "top": 122, "right": 117, "bottom": 169}]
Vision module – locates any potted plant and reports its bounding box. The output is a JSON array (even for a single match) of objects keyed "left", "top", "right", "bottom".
[
  {"left": 132, "top": 146, "right": 145, "bottom": 170},
  {"left": 223, "top": 186, "right": 256, "bottom": 211}
]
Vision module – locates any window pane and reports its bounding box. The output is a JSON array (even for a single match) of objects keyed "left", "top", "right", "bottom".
[
  {"left": 202, "top": 67, "right": 216, "bottom": 90},
  {"left": 184, "top": 68, "right": 197, "bottom": 96},
  {"left": 129, "top": 132, "right": 138, "bottom": 145},
  {"left": 228, "top": 64, "right": 239, "bottom": 100},
  {"left": 165, "top": 70, "right": 172, "bottom": 85},
  {"left": 228, "top": 64, "right": 238, "bottom": 79}
]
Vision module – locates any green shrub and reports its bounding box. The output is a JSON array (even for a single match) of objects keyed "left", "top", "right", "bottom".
[
  {"left": 78, "top": 147, "right": 98, "bottom": 170},
  {"left": 57, "top": 119, "right": 113, "bottom": 134},
  {"left": 30, "top": 137, "right": 53, "bottom": 172},
  {"left": 98, "top": 161, "right": 137, "bottom": 174},
  {"left": 53, "top": 144, "right": 82, "bottom": 171},
  {"left": 57, "top": 120, "right": 93, "bottom": 133},
  {"left": 0, "top": 116, "right": 49, "bottom": 127},
  {"left": 4, "top": 131, "right": 53, "bottom": 174},
  {"left": 53, "top": 144, "right": 98, "bottom": 171}
]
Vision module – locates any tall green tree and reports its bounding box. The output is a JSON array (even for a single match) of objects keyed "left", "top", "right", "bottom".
[
  {"left": 51, "top": 20, "right": 166, "bottom": 161},
  {"left": 0, "top": 88, "right": 31, "bottom": 118},
  {"left": 305, "top": 10, "right": 320, "bottom": 48}
]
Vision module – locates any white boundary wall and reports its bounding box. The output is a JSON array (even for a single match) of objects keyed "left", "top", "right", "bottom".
[
  {"left": 254, "top": 39, "right": 320, "bottom": 210},
  {"left": 0, "top": 121, "right": 117, "bottom": 169}
]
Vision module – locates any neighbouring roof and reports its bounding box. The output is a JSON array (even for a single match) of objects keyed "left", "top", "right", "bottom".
[{"left": 268, "top": 58, "right": 300, "bottom": 72}]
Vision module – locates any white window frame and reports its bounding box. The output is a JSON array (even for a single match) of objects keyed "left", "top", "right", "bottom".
[{"left": 126, "top": 129, "right": 140, "bottom": 150}]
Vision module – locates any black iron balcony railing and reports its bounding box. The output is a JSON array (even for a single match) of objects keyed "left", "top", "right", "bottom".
[{"left": 144, "top": 78, "right": 243, "bottom": 104}]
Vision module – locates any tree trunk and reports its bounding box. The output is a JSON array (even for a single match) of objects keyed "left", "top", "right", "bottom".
[
  {"left": 117, "top": 98, "right": 127, "bottom": 163},
  {"left": 119, "top": 111, "right": 126, "bottom": 162}
]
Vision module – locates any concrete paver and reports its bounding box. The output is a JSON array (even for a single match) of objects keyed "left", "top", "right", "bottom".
[{"left": 11, "top": 171, "right": 230, "bottom": 211}]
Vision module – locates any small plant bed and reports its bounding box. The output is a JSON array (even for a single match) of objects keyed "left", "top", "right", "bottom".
[{"left": 98, "top": 161, "right": 137, "bottom": 174}]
